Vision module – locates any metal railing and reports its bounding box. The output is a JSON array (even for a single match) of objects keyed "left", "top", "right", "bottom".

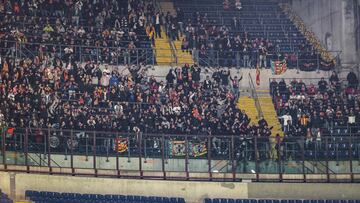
[
  {"left": 1, "top": 127, "right": 360, "bottom": 182},
  {"left": 248, "top": 73, "right": 264, "bottom": 119},
  {"left": 0, "top": 40, "right": 342, "bottom": 68}
]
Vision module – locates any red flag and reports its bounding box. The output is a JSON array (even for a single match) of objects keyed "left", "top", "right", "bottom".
[{"left": 256, "top": 67, "right": 260, "bottom": 86}]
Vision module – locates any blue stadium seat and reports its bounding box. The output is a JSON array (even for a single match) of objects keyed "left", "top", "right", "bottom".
[
  {"left": 213, "top": 199, "right": 221, "bottom": 203},
  {"left": 236, "top": 199, "right": 243, "bottom": 203}
]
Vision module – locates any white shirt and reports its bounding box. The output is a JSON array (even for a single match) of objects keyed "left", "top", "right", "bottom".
[
  {"left": 348, "top": 116, "right": 356, "bottom": 124},
  {"left": 156, "top": 16, "right": 160, "bottom": 24},
  {"left": 280, "top": 115, "right": 292, "bottom": 126}
]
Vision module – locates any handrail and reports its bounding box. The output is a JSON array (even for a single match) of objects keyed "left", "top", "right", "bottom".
[
  {"left": 154, "top": 0, "right": 178, "bottom": 65},
  {"left": 248, "top": 73, "right": 264, "bottom": 119},
  {"left": 27, "top": 138, "right": 62, "bottom": 168}
]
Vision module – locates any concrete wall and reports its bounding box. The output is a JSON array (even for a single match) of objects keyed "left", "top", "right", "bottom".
[
  {"left": 289, "top": 0, "right": 359, "bottom": 64},
  {"left": 0, "top": 172, "right": 248, "bottom": 203},
  {"left": 247, "top": 183, "right": 360, "bottom": 199},
  {"left": 2, "top": 172, "right": 360, "bottom": 203},
  {"left": 116, "top": 65, "right": 332, "bottom": 90}
]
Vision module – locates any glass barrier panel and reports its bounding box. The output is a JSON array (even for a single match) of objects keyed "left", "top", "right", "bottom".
[
  {"left": 117, "top": 134, "right": 139, "bottom": 171},
  {"left": 0, "top": 132, "right": 3, "bottom": 164},
  {"left": 258, "top": 137, "right": 279, "bottom": 174},
  {"left": 210, "top": 136, "right": 231, "bottom": 173},
  {"left": 328, "top": 137, "right": 350, "bottom": 174},
  {"left": 165, "top": 136, "right": 186, "bottom": 172},
  {"left": 71, "top": 130, "right": 94, "bottom": 169},
  {"left": 49, "top": 131, "right": 71, "bottom": 168},
  {"left": 27, "top": 129, "right": 48, "bottom": 167},
  {"left": 281, "top": 137, "right": 303, "bottom": 173},
  {"left": 142, "top": 135, "right": 162, "bottom": 171},
  {"left": 188, "top": 137, "right": 209, "bottom": 172},
  {"left": 352, "top": 137, "right": 360, "bottom": 174},
  {"left": 233, "top": 137, "right": 256, "bottom": 173},
  {"left": 5, "top": 129, "right": 26, "bottom": 165},
  {"left": 95, "top": 134, "right": 117, "bottom": 170}
]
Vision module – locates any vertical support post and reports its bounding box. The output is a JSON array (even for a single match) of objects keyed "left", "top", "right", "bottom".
[
  {"left": 325, "top": 137, "right": 330, "bottom": 182},
  {"left": 301, "top": 136, "right": 306, "bottom": 182},
  {"left": 254, "top": 136, "right": 259, "bottom": 182},
  {"left": 137, "top": 49, "right": 139, "bottom": 66},
  {"left": 116, "top": 133, "right": 120, "bottom": 178},
  {"left": 349, "top": 136, "right": 354, "bottom": 182},
  {"left": 47, "top": 129, "right": 52, "bottom": 174},
  {"left": 70, "top": 130, "right": 74, "bottom": 176},
  {"left": 317, "top": 52, "right": 320, "bottom": 73},
  {"left": 79, "top": 46, "right": 82, "bottom": 63},
  {"left": 208, "top": 135, "right": 212, "bottom": 181},
  {"left": 185, "top": 136, "right": 189, "bottom": 180},
  {"left": 93, "top": 131, "right": 97, "bottom": 177},
  {"left": 138, "top": 132, "right": 143, "bottom": 179},
  {"left": 277, "top": 140, "right": 283, "bottom": 182},
  {"left": 161, "top": 135, "right": 166, "bottom": 180},
  {"left": 2, "top": 130, "right": 6, "bottom": 170},
  {"left": 25, "top": 129, "right": 29, "bottom": 173},
  {"left": 231, "top": 134, "right": 235, "bottom": 181},
  {"left": 296, "top": 52, "right": 299, "bottom": 73}
]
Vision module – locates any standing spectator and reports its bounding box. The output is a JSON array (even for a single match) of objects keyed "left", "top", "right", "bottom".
[
  {"left": 154, "top": 12, "right": 162, "bottom": 38},
  {"left": 347, "top": 71, "right": 358, "bottom": 89}
]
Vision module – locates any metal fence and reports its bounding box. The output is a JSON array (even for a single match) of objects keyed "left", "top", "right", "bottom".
[
  {"left": 0, "top": 40, "right": 342, "bottom": 68},
  {"left": 1, "top": 127, "right": 360, "bottom": 182}
]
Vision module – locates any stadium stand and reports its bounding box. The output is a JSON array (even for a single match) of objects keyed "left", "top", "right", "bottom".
[
  {"left": 204, "top": 199, "right": 360, "bottom": 203},
  {"left": 170, "top": 0, "right": 336, "bottom": 69},
  {"left": 270, "top": 71, "right": 360, "bottom": 160},
  {"left": 25, "top": 190, "right": 186, "bottom": 203},
  {"left": 0, "top": 0, "right": 154, "bottom": 65},
  {"left": 0, "top": 0, "right": 359, "bottom": 188}
]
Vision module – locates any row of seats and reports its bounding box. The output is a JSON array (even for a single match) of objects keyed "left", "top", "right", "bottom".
[
  {"left": 25, "top": 190, "right": 185, "bottom": 203},
  {"left": 0, "top": 191, "right": 12, "bottom": 203},
  {"left": 204, "top": 199, "right": 360, "bottom": 203}
]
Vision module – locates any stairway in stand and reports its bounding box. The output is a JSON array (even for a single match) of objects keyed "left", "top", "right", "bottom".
[
  {"left": 237, "top": 96, "right": 259, "bottom": 126},
  {"left": 257, "top": 95, "right": 283, "bottom": 137},
  {"left": 154, "top": 29, "right": 173, "bottom": 65},
  {"left": 173, "top": 37, "right": 194, "bottom": 65},
  {"left": 158, "top": 0, "right": 194, "bottom": 65}
]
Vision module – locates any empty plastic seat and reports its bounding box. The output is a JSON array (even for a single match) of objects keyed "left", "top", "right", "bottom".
[
  {"left": 205, "top": 199, "right": 213, "bottom": 203},
  {"left": 220, "top": 199, "right": 229, "bottom": 203},
  {"left": 213, "top": 199, "right": 221, "bottom": 203}
]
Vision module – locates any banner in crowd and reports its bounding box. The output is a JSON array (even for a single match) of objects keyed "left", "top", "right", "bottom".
[
  {"left": 168, "top": 140, "right": 207, "bottom": 157},
  {"left": 271, "top": 59, "right": 287, "bottom": 75},
  {"left": 256, "top": 67, "right": 260, "bottom": 86},
  {"left": 114, "top": 137, "right": 129, "bottom": 153},
  {"left": 5, "top": 127, "right": 14, "bottom": 138},
  {"left": 190, "top": 142, "right": 207, "bottom": 157},
  {"left": 170, "top": 140, "right": 187, "bottom": 156}
]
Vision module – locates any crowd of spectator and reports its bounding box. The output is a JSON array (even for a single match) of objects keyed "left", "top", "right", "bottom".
[
  {"left": 0, "top": 0, "right": 157, "bottom": 65},
  {"left": 0, "top": 53, "right": 274, "bottom": 141},
  {"left": 162, "top": 0, "right": 335, "bottom": 69},
  {"left": 271, "top": 71, "right": 360, "bottom": 148}
]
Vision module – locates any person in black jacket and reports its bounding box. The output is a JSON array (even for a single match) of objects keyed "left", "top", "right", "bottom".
[
  {"left": 166, "top": 69, "right": 176, "bottom": 88},
  {"left": 347, "top": 71, "right": 358, "bottom": 89}
]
